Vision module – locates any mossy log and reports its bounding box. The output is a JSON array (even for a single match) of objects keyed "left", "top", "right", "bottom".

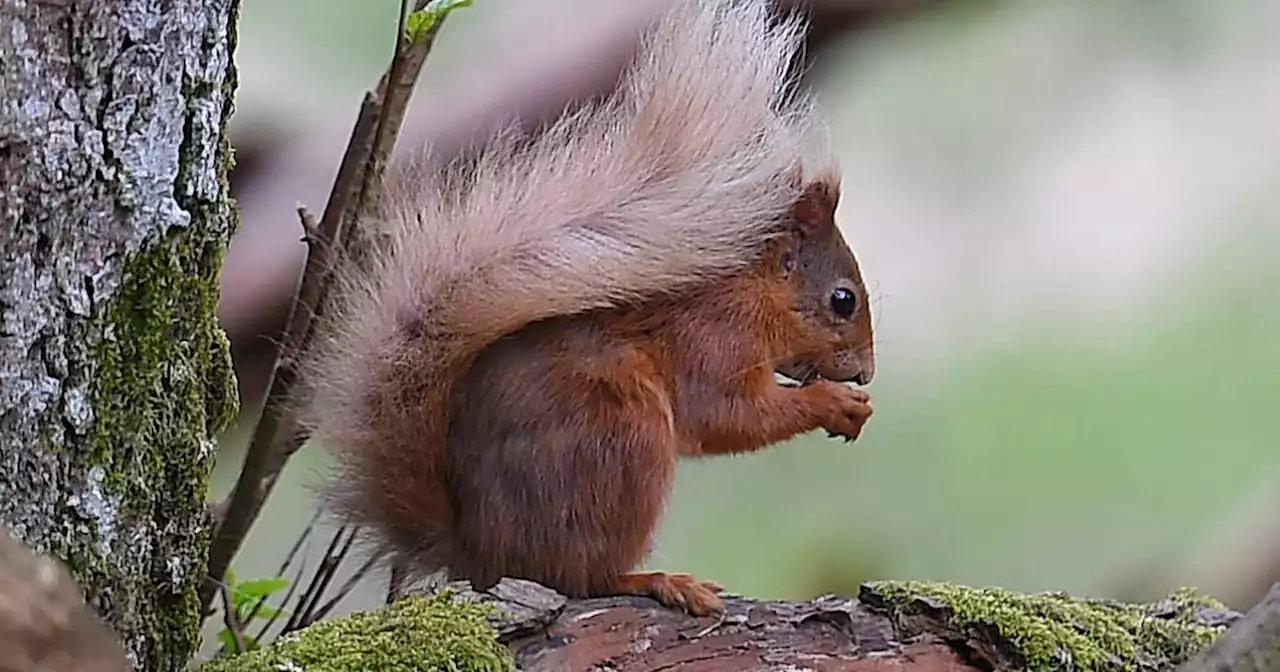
[
  {"left": 2, "top": 522, "right": 1270, "bottom": 672},
  {"left": 0, "top": 0, "right": 240, "bottom": 668},
  {"left": 195, "top": 577, "right": 1275, "bottom": 672}
]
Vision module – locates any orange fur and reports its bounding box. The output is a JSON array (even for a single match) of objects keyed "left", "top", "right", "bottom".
[{"left": 298, "top": 0, "right": 876, "bottom": 617}]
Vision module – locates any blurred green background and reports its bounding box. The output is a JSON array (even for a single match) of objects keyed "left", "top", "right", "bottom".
[{"left": 208, "top": 0, "right": 1280, "bottom": 654}]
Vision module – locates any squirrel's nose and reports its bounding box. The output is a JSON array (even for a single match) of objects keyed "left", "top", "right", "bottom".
[{"left": 851, "top": 347, "right": 875, "bottom": 386}]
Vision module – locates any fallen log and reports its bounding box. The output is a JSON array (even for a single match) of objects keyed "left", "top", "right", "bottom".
[
  {"left": 200, "top": 576, "right": 1258, "bottom": 671},
  {"left": 2, "top": 523, "right": 1271, "bottom": 672}
]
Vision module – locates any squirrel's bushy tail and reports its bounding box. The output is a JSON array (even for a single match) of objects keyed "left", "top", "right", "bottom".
[{"left": 300, "top": 0, "right": 831, "bottom": 574}]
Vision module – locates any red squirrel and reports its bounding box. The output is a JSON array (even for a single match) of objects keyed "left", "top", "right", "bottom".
[{"left": 298, "top": 0, "right": 876, "bottom": 617}]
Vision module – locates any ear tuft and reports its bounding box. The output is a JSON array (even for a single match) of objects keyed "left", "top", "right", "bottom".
[{"left": 792, "top": 179, "right": 839, "bottom": 235}]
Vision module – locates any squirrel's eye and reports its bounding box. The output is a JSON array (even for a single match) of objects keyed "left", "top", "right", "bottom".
[{"left": 829, "top": 287, "right": 858, "bottom": 319}]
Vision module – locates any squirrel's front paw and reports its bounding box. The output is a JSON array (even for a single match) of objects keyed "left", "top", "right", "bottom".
[{"left": 804, "top": 380, "right": 873, "bottom": 442}]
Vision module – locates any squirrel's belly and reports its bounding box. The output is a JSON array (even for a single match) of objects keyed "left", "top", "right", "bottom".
[{"left": 443, "top": 330, "right": 680, "bottom": 595}]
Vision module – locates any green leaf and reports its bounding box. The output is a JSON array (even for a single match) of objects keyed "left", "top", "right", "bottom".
[
  {"left": 235, "top": 601, "right": 255, "bottom": 623},
  {"left": 405, "top": 0, "right": 474, "bottom": 43},
  {"left": 254, "top": 603, "right": 282, "bottom": 619},
  {"left": 216, "top": 628, "right": 261, "bottom": 654},
  {"left": 235, "top": 577, "right": 290, "bottom": 599},
  {"left": 217, "top": 629, "right": 239, "bottom": 654},
  {"left": 234, "top": 596, "right": 291, "bottom": 625}
]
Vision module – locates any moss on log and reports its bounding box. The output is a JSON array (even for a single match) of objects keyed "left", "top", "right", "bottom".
[
  {"left": 197, "top": 595, "right": 515, "bottom": 672},
  {"left": 863, "top": 581, "right": 1235, "bottom": 671},
  {"left": 200, "top": 579, "right": 1241, "bottom": 672}
]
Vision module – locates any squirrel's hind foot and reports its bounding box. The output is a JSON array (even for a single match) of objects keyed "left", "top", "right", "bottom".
[{"left": 608, "top": 571, "right": 725, "bottom": 617}]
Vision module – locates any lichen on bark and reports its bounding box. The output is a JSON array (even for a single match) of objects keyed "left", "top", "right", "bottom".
[{"left": 0, "top": 0, "right": 240, "bottom": 669}]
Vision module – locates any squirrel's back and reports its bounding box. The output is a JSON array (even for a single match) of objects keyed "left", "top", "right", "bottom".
[{"left": 299, "top": 0, "right": 834, "bottom": 576}]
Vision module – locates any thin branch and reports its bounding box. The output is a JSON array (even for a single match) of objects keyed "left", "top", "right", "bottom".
[
  {"left": 387, "top": 560, "right": 408, "bottom": 604},
  {"left": 242, "top": 507, "right": 321, "bottom": 627},
  {"left": 219, "top": 583, "right": 248, "bottom": 656},
  {"left": 296, "top": 205, "right": 321, "bottom": 245},
  {"left": 296, "top": 525, "right": 359, "bottom": 629},
  {"left": 342, "top": 0, "right": 446, "bottom": 264},
  {"left": 252, "top": 552, "right": 311, "bottom": 645},
  {"left": 200, "top": 0, "right": 459, "bottom": 616},
  {"left": 281, "top": 524, "right": 361, "bottom": 634},
  {"left": 281, "top": 525, "right": 350, "bottom": 633},
  {"left": 309, "top": 549, "right": 382, "bottom": 625},
  {"left": 201, "top": 86, "right": 375, "bottom": 619}
]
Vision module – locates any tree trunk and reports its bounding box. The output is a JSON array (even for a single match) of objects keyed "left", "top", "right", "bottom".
[{"left": 0, "top": 1, "right": 240, "bottom": 669}]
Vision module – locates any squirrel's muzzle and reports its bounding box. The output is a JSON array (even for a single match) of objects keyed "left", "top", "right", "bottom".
[{"left": 850, "top": 346, "right": 875, "bottom": 386}]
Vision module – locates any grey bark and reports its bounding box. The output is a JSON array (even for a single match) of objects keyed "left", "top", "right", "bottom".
[{"left": 0, "top": 1, "right": 240, "bottom": 670}]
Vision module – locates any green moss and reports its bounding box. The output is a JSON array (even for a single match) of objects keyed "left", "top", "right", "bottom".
[
  {"left": 200, "top": 594, "right": 516, "bottom": 672},
  {"left": 863, "top": 581, "right": 1230, "bottom": 672},
  {"left": 64, "top": 1, "right": 242, "bottom": 666},
  {"left": 88, "top": 227, "right": 237, "bottom": 664}
]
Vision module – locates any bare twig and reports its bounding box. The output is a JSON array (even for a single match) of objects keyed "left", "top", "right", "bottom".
[
  {"left": 341, "top": 0, "right": 448, "bottom": 263},
  {"left": 308, "top": 551, "right": 382, "bottom": 623},
  {"left": 387, "top": 561, "right": 409, "bottom": 604},
  {"left": 201, "top": 0, "right": 462, "bottom": 616},
  {"left": 202, "top": 97, "right": 379, "bottom": 616},
  {"left": 296, "top": 205, "right": 321, "bottom": 244},
  {"left": 280, "top": 527, "right": 350, "bottom": 633},
  {"left": 242, "top": 507, "right": 321, "bottom": 630},
  {"left": 218, "top": 584, "right": 248, "bottom": 656},
  {"left": 251, "top": 555, "right": 310, "bottom": 645},
  {"left": 281, "top": 525, "right": 362, "bottom": 634}
]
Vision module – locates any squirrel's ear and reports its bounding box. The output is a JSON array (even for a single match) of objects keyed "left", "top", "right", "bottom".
[{"left": 791, "top": 180, "right": 839, "bottom": 236}]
